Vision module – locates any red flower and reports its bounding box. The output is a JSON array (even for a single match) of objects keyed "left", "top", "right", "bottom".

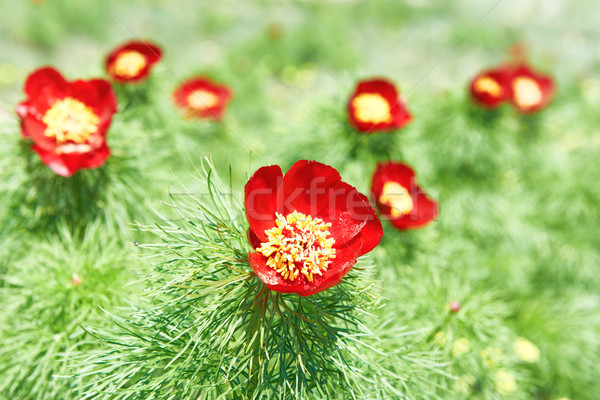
[
  {"left": 509, "top": 64, "right": 555, "bottom": 114},
  {"left": 469, "top": 62, "right": 555, "bottom": 114},
  {"left": 371, "top": 162, "right": 438, "bottom": 230},
  {"left": 172, "top": 77, "right": 234, "bottom": 120},
  {"left": 245, "top": 160, "right": 383, "bottom": 296},
  {"left": 105, "top": 40, "right": 162, "bottom": 83},
  {"left": 16, "top": 67, "right": 117, "bottom": 177},
  {"left": 469, "top": 66, "right": 513, "bottom": 109},
  {"left": 347, "top": 78, "right": 412, "bottom": 133}
]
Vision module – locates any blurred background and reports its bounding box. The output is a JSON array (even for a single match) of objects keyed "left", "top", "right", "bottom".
[
  {"left": 2, "top": 0, "right": 600, "bottom": 177},
  {"left": 2, "top": 0, "right": 599, "bottom": 125}
]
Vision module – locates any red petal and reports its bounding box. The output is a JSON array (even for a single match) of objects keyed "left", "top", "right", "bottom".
[
  {"left": 248, "top": 244, "right": 358, "bottom": 297},
  {"left": 316, "top": 181, "right": 373, "bottom": 245},
  {"left": 352, "top": 212, "right": 383, "bottom": 257},
  {"left": 105, "top": 40, "right": 162, "bottom": 83},
  {"left": 371, "top": 162, "right": 415, "bottom": 201},
  {"left": 347, "top": 78, "right": 411, "bottom": 133},
  {"left": 247, "top": 228, "right": 262, "bottom": 250},
  {"left": 277, "top": 160, "right": 341, "bottom": 216},
  {"left": 389, "top": 99, "right": 412, "bottom": 129},
  {"left": 390, "top": 191, "right": 439, "bottom": 230},
  {"left": 469, "top": 66, "right": 513, "bottom": 109},
  {"left": 355, "top": 79, "right": 398, "bottom": 101},
  {"left": 245, "top": 165, "right": 283, "bottom": 242},
  {"left": 16, "top": 101, "right": 34, "bottom": 139},
  {"left": 32, "top": 143, "right": 110, "bottom": 177},
  {"left": 118, "top": 41, "right": 162, "bottom": 64},
  {"left": 172, "top": 77, "right": 234, "bottom": 120},
  {"left": 21, "top": 113, "right": 57, "bottom": 152},
  {"left": 24, "top": 67, "right": 68, "bottom": 114},
  {"left": 510, "top": 64, "right": 555, "bottom": 114},
  {"left": 70, "top": 79, "right": 118, "bottom": 121}
]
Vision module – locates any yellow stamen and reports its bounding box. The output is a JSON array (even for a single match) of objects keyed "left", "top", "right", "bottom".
[
  {"left": 474, "top": 76, "right": 502, "bottom": 97},
  {"left": 187, "top": 90, "right": 219, "bottom": 110},
  {"left": 379, "top": 181, "right": 413, "bottom": 218},
  {"left": 113, "top": 50, "right": 147, "bottom": 78},
  {"left": 42, "top": 97, "right": 99, "bottom": 144},
  {"left": 257, "top": 211, "right": 336, "bottom": 282},
  {"left": 352, "top": 93, "right": 392, "bottom": 124},
  {"left": 513, "top": 77, "right": 543, "bottom": 108}
]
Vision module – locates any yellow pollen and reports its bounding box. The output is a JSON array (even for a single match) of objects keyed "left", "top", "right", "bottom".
[
  {"left": 352, "top": 93, "right": 392, "bottom": 124},
  {"left": 113, "top": 51, "right": 147, "bottom": 78},
  {"left": 379, "top": 181, "right": 413, "bottom": 218},
  {"left": 187, "top": 90, "right": 219, "bottom": 110},
  {"left": 42, "top": 97, "right": 99, "bottom": 144},
  {"left": 474, "top": 76, "right": 502, "bottom": 97},
  {"left": 513, "top": 77, "right": 543, "bottom": 108},
  {"left": 257, "top": 211, "right": 336, "bottom": 282}
]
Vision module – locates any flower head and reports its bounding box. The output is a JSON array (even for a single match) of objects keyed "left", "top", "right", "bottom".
[
  {"left": 370, "top": 162, "right": 438, "bottom": 230},
  {"left": 510, "top": 64, "right": 555, "bottom": 114},
  {"left": 16, "top": 67, "right": 117, "bottom": 177},
  {"left": 449, "top": 300, "right": 461, "bottom": 312},
  {"left": 347, "top": 78, "right": 411, "bottom": 133},
  {"left": 469, "top": 62, "right": 555, "bottom": 114},
  {"left": 494, "top": 370, "right": 517, "bottom": 394},
  {"left": 452, "top": 337, "right": 470, "bottom": 357},
  {"left": 245, "top": 160, "right": 383, "bottom": 296},
  {"left": 513, "top": 337, "right": 540, "bottom": 363},
  {"left": 469, "top": 66, "right": 513, "bottom": 109},
  {"left": 105, "top": 40, "right": 162, "bottom": 83},
  {"left": 173, "top": 77, "right": 233, "bottom": 120}
]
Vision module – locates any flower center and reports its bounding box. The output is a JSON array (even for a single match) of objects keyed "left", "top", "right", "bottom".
[
  {"left": 187, "top": 90, "right": 219, "bottom": 110},
  {"left": 352, "top": 93, "right": 392, "bottom": 124},
  {"left": 474, "top": 76, "right": 502, "bottom": 97},
  {"left": 256, "top": 211, "right": 336, "bottom": 282},
  {"left": 379, "top": 181, "right": 413, "bottom": 218},
  {"left": 42, "top": 97, "right": 99, "bottom": 144},
  {"left": 113, "top": 51, "right": 147, "bottom": 78},
  {"left": 513, "top": 77, "right": 543, "bottom": 108}
]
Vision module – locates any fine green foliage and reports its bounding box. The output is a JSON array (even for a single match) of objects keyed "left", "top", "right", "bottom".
[
  {"left": 0, "top": 223, "right": 139, "bottom": 399},
  {"left": 79, "top": 162, "right": 396, "bottom": 400}
]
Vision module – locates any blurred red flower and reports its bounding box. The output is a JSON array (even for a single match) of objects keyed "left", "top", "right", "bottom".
[
  {"left": 371, "top": 162, "right": 438, "bottom": 230},
  {"left": 172, "top": 77, "right": 233, "bottom": 120},
  {"left": 105, "top": 40, "right": 162, "bottom": 83},
  {"left": 347, "top": 78, "right": 412, "bottom": 133},
  {"left": 469, "top": 66, "right": 513, "bottom": 109},
  {"left": 16, "top": 67, "right": 117, "bottom": 177},
  {"left": 509, "top": 64, "right": 555, "bottom": 114},
  {"left": 245, "top": 160, "right": 383, "bottom": 296},
  {"left": 470, "top": 62, "right": 555, "bottom": 114}
]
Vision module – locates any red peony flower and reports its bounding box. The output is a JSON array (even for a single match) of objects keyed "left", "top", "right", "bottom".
[
  {"left": 347, "top": 78, "right": 412, "bottom": 133},
  {"left": 469, "top": 66, "right": 513, "bottom": 109},
  {"left": 509, "top": 64, "right": 555, "bottom": 114},
  {"left": 245, "top": 160, "right": 383, "bottom": 296},
  {"left": 172, "top": 77, "right": 234, "bottom": 120},
  {"left": 16, "top": 67, "right": 117, "bottom": 177},
  {"left": 105, "top": 40, "right": 162, "bottom": 83},
  {"left": 371, "top": 162, "right": 438, "bottom": 230}
]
